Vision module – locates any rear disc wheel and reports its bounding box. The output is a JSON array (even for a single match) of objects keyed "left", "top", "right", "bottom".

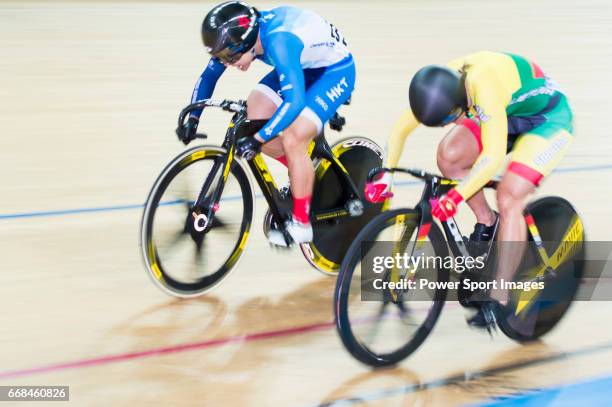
[
  {"left": 496, "top": 196, "right": 585, "bottom": 341},
  {"left": 302, "top": 136, "right": 386, "bottom": 275}
]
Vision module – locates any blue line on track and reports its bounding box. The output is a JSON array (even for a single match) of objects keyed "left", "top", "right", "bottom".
[
  {"left": 1, "top": 163, "right": 611, "bottom": 221},
  {"left": 473, "top": 375, "right": 612, "bottom": 406},
  {"left": 302, "top": 341, "right": 612, "bottom": 407}
]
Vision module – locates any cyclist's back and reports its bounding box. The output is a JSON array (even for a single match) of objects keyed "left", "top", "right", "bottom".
[
  {"left": 258, "top": 6, "right": 350, "bottom": 69},
  {"left": 447, "top": 51, "right": 570, "bottom": 136}
]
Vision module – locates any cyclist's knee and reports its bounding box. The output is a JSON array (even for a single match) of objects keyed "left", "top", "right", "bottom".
[
  {"left": 437, "top": 126, "right": 480, "bottom": 174},
  {"left": 281, "top": 119, "right": 317, "bottom": 155},
  {"left": 496, "top": 183, "right": 528, "bottom": 218},
  {"left": 246, "top": 90, "right": 278, "bottom": 120},
  {"left": 437, "top": 145, "right": 460, "bottom": 170},
  {"left": 281, "top": 129, "right": 305, "bottom": 154},
  {"left": 437, "top": 140, "right": 466, "bottom": 175}
]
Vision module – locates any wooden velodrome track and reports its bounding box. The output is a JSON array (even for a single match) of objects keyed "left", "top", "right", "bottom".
[{"left": 2, "top": 0, "right": 612, "bottom": 405}]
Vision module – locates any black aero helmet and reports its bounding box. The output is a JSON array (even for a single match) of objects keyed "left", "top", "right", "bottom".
[
  {"left": 202, "top": 1, "right": 260, "bottom": 64},
  {"left": 409, "top": 65, "right": 468, "bottom": 126}
]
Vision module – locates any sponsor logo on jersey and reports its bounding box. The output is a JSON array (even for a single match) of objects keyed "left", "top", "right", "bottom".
[
  {"left": 311, "top": 41, "right": 336, "bottom": 48},
  {"left": 473, "top": 105, "right": 490, "bottom": 122},
  {"left": 315, "top": 96, "right": 328, "bottom": 111},
  {"left": 264, "top": 103, "right": 291, "bottom": 137},
  {"left": 534, "top": 136, "right": 569, "bottom": 166},
  {"left": 509, "top": 86, "right": 556, "bottom": 105},
  {"left": 326, "top": 77, "right": 349, "bottom": 102}
]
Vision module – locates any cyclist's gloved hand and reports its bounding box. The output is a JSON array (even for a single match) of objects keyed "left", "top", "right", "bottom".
[
  {"left": 236, "top": 136, "right": 262, "bottom": 160},
  {"left": 176, "top": 116, "right": 199, "bottom": 145},
  {"left": 365, "top": 172, "right": 394, "bottom": 203},
  {"left": 431, "top": 189, "right": 464, "bottom": 221}
]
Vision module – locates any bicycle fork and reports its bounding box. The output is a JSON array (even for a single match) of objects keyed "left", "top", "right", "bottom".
[{"left": 190, "top": 146, "right": 235, "bottom": 234}]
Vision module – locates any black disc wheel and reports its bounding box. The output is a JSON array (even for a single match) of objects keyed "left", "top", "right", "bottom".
[
  {"left": 496, "top": 196, "right": 585, "bottom": 341},
  {"left": 302, "top": 137, "right": 386, "bottom": 275}
]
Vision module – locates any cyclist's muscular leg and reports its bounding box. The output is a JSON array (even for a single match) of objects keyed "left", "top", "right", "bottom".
[
  {"left": 246, "top": 89, "right": 285, "bottom": 160},
  {"left": 281, "top": 116, "right": 318, "bottom": 203},
  {"left": 436, "top": 124, "right": 496, "bottom": 226},
  {"left": 264, "top": 115, "right": 318, "bottom": 245},
  {"left": 489, "top": 172, "right": 536, "bottom": 304},
  {"left": 489, "top": 129, "right": 573, "bottom": 303}
]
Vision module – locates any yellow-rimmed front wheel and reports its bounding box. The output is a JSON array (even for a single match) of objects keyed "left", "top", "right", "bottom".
[
  {"left": 140, "top": 146, "right": 254, "bottom": 298},
  {"left": 334, "top": 208, "right": 449, "bottom": 367}
]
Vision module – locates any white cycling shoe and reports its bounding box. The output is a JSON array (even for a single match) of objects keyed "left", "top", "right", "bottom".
[{"left": 268, "top": 218, "right": 313, "bottom": 247}]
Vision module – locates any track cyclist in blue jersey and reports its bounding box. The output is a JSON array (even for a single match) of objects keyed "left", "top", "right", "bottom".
[{"left": 176, "top": 1, "right": 355, "bottom": 246}]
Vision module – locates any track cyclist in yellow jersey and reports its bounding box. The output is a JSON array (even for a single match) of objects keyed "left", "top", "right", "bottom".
[
  {"left": 365, "top": 51, "right": 574, "bottom": 329},
  {"left": 177, "top": 1, "right": 355, "bottom": 246}
]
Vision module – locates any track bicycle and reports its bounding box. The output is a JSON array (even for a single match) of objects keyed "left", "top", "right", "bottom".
[
  {"left": 140, "top": 99, "right": 386, "bottom": 297},
  {"left": 334, "top": 166, "right": 585, "bottom": 367}
]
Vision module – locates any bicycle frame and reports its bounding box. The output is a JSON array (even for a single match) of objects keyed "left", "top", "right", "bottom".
[
  {"left": 177, "top": 99, "right": 364, "bottom": 242},
  {"left": 335, "top": 168, "right": 585, "bottom": 366},
  {"left": 370, "top": 167, "right": 551, "bottom": 277}
]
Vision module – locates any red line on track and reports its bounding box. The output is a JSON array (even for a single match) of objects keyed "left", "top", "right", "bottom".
[{"left": 0, "top": 320, "right": 334, "bottom": 380}]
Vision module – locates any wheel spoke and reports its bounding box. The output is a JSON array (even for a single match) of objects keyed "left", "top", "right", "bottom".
[
  {"left": 141, "top": 150, "right": 253, "bottom": 296},
  {"left": 336, "top": 208, "right": 448, "bottom": 366}
]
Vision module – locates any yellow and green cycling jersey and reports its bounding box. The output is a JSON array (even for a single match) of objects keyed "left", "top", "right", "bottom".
[{"left": 387, "top": 51, "right": 573, "bottom": 197}]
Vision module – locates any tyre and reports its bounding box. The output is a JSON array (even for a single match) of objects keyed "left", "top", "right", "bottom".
[
  {"left": 140, "top": 146, "right": 254, "bottom": 297},
  {"left": 496, "top": 196, "right": 585, "bottom": 341},
  {"left": 334, "top": 208, "right": 450, "bottom": 367},
  {"left": 301, "top": 137, "right": 386, "bottom": 275}
]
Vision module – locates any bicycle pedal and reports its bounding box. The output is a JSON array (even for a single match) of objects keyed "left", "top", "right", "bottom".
[
  {"left": 483, "top": 305, "right": 499, "bottom": 338},
  {"left": 267, "top": 229, "right": 294, "bottom": 249},
  {"left": 486, "top": 323, "right": 497, "bottom": 339},
  {"left": 269, "top": 242, "right": 293, "bottom": 251},
  {"left": 467, "top": 317, "right": 498, "bottom": 337}
]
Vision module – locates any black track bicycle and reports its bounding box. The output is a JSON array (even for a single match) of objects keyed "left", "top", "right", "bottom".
[
  {"left": 334, "top": 166, "right": 585, "bottom": 367},
  {"left": 140, "top": 99, "right": 386, "bottom": 297}
]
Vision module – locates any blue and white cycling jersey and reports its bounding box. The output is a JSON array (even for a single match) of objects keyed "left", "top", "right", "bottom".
[
  {"left": 189, "top": 6, "right": 354, "bottom": 141},
  {"left": 258, "top": 6, "right": 350, "bottom": 69}
]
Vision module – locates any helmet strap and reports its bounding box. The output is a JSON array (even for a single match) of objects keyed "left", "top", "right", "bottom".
[{"left": 458, "top": 72, "right": 469, "bottom": 111}]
